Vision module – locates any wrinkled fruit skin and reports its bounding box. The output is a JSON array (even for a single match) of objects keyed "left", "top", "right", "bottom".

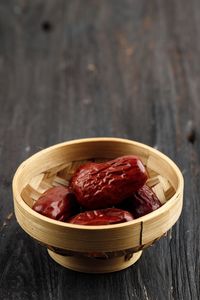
[
  {"left": 70, "top": 155, "right": 148, "bottom": 209},
  {"left": 68, "top": 208, "right": 134, "bottom": 225},
  {"left": 32, "top": 186, "right": 78, "bottom": 221},
  {"left": 122, "top": 184, "right": 162, "bottom": 218}
]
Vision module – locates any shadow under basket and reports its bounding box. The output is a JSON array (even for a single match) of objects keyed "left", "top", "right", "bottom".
[{"left": 12, "top": 138, "right": 184, "bottom": 273}]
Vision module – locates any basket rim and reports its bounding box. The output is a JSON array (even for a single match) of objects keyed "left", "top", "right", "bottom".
[{"left": 12, "top": 137, "right": 184, "bottom": 230}]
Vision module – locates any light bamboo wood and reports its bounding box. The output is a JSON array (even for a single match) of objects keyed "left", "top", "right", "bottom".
[
  {"left": 12, "top": 138, "right": 184, "bottom": 273},
  {"left": 48, "top": 249, "right": 142, "bottom": 273}
]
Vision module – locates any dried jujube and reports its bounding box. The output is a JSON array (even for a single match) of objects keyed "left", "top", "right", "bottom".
[
  {"left": 68, "top": 208, "right": 134, "bottom": 225},
  {"left": 120, "top": 184, "right": 162, "bottom": 218},
  {"left": 32, "top": 186, "right": 79, "bottom": 221},
  {"left": 70, "top": 155, "right": 148, "bottom": 209},
  {"left": 32, "top": 155, "right": 162, "bottom": 225}
]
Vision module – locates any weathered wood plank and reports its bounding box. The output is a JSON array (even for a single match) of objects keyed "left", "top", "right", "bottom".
[{"left": 0, "top": 0, "right": 199, "bottom": 299}]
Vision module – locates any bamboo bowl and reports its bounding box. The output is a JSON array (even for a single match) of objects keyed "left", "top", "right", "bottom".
[{"left": 12, "top": 138, "right": 184, "bottom": 273}]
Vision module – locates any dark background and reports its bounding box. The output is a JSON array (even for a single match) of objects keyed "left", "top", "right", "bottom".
[{"left": 0, "top": 0, "right": 199, "bottom": 299}]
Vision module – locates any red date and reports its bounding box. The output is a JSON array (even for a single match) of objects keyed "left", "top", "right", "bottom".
[
  {"left": 68, "top": 208, "right": 134, "bottom": 225},
  {"left": 70, "top": 155, "right": 148, "bottom": 209},
  {"left": 32, "top": 186, "right": 78, "bottom": 221},
  {"left": 121, "top": 184, "right": 162, "bottom": 218}
]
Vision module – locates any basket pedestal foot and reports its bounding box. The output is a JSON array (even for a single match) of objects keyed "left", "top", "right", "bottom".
[{"left": 48, "top": 249, "right": 142, "bottom": 273}]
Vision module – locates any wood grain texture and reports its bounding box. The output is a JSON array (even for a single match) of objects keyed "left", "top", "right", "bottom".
[{"left": 0, "top": 0, "right": 199, "bottom": 299}]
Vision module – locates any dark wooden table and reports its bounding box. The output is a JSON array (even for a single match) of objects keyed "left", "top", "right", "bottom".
[{"left": 0, "top": 0, "right": 199, "bottom": 299}]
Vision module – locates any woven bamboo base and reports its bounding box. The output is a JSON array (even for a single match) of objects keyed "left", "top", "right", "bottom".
[{"left": 48, "top": 249, "right": 142, "bottom": 273}]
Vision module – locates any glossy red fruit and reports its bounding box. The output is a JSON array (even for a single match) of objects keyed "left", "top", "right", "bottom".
[
  {"left": 68, "top": 208, "right": 134, "bottom": 225},
  {"left": 123, "top": 184, "right": 162, "bottom": 218},
  {"left": 32, "top": 186, "right": 78, "bottom": 221},
  {"left": 70, "top": 155, "right": 148, "bottom": 209}
]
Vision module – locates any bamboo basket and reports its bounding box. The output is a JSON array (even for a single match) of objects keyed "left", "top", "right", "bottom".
[{"left": 12, "top": 138, "right": 184, "bottom": 273}]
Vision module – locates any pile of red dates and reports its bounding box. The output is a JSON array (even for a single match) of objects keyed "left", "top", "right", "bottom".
[{"left": 33, "top": 156, "right": 162, "bottom": 225}]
